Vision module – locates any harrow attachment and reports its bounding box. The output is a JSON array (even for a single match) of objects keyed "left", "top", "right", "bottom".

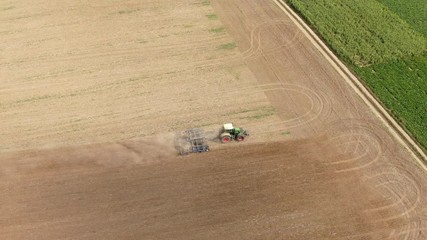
[{"left": 177, "top": 128, "right": 209, "bottom": 155}]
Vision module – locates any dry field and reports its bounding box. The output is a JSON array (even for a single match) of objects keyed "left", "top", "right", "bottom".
[
  {"left": 0, "top": 0, "right": 279, "bottom": 151},
  {"left": 1, "top": 0, "right": 426, "bottom": 239}
]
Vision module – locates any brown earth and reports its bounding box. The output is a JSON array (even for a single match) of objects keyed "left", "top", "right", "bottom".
[
  {"left": 0, "top": 139, "right": 418, "bottom": 240},
  {"left": 1, "top": 0, "right": 426, "bottom": 239}
]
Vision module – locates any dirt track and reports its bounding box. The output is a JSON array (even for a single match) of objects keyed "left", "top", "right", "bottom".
[{"left": 1, "top": 0, "right": 427, "bottom": 239}]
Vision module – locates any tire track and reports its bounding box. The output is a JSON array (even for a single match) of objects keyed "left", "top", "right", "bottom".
[
  {"left": 362, "top": 165, "right": 424, "bottom": 239},
  {"left": 241, "top": 19, "right": 302, "bottom": 59},
  {"left": 318, "top": 119, "right": 395, "bottom": 173}
]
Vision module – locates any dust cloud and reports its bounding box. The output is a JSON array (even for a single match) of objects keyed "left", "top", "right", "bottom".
[{"left": 0, "top": 134, "right": 179, "bottom": 180}]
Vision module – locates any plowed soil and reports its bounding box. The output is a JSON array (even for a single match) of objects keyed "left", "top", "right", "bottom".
[{"left": 1, "top": 0, "right": 426, "bottom": 239}]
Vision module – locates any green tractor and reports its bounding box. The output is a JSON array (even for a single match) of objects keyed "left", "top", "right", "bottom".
[{"left": 220, "top": 123, "right": 249, "bottom": 143}]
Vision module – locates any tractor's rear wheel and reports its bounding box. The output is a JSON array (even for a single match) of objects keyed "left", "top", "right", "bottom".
[
  {"left": 220, "top": 133, "right": 232, "bottom": 143},
  {"left": 236, "top": 134, "right": 245, "bottom": 142}
]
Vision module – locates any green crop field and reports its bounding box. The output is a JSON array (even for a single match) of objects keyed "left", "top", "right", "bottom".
[
  {"left": 285, "top": 0, "right": 427, "bottom": 150},
  {"left": 376, "top": 0, "right": 427, "bottom": 35}
]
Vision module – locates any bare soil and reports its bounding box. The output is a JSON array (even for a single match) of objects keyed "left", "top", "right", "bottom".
[
  {"left": 0, "top": 0, "right": 426, "bottom": 239},
  {"left": 2, "top": 139, "right": 420, "bottom": 240}
]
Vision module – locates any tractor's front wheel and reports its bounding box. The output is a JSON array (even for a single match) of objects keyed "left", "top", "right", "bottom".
[
  {"left": 236, "top": 134, "right": 245, "bottom": 142},
  {"left": 220, "top": 133, "right": 232, "bottom": 143}
]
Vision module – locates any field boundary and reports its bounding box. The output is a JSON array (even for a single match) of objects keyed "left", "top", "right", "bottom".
[{"left": 273, "top": 0, "right": 427, "bottom": 170}]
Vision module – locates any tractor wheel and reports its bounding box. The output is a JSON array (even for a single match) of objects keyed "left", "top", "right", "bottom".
[
  {"left": 236, "top": 134, "right": 245, "bottom": 142},
  {"left": 220, "top": 133, "right": 232, "bottom": 143}
]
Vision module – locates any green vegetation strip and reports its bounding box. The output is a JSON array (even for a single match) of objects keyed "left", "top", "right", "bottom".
[
  {"left": 285, "top": 0, "right": 427, "bottom": 149},
  {"left": 218, "top": 42, "right": 236, "bottom": 50},
  {"left": 209, "top": 27, "right": 226, "bottom": 33},
  {"left": 206, "top": 13, "right": 218, "bottom": 20},
  {"left": 201, "top": 0, "right": 210, "bottom": 6}
]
